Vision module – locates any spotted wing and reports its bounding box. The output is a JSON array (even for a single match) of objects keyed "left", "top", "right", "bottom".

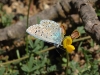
[{"left": 26, "top": 20, "right": 63, "bottom": 45}]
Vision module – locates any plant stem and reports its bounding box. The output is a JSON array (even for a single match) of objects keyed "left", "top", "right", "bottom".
[
  {"left": 66, "top": 51, "right": 69, "bottom": 75},
  {"left": 25, "top": 0, "right": 32, "bottom": 54},
  {"left": 0, "top": 36, "right": 91, "bottom": 65},
  {"left": 73, "top": 36, "right": 91, "bottom": 43}
]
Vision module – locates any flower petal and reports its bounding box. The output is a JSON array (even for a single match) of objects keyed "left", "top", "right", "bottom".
[
  {"left": 63, "top": 36, "right": 72, "bottom": 48},
  {"left": 66, "top": 45, "right": 75, "bottom": 53}
]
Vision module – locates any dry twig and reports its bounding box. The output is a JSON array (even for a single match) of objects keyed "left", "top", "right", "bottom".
[{"left": 72, "top": 0, "right": 100, "bottom": 43}]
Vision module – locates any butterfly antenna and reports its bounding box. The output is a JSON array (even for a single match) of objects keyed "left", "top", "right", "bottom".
[
  {"left": 59, "top": 46, "right": 65, "bottom": 51},
  {"left": 55, "top": 49, "right": 62, "bottom": 57}
]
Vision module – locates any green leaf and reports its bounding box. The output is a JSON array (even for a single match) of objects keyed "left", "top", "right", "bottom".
[
  {"left": 0, "top": 49, "right": 6, "bottom": 54},
  {"left": 21, "top": 65, "right": 29, "bottom": 72},
  {"left": 95, "top": 72, "right": 99, "bottom": 75},
  {"left": 76, "top": 26, "right": 85, "bottom": 34},
  {"left": 40, "top": 57, "right": 47, "bottom": 67},
  {"left": 47, "top": 65, "right": 56, "bottom": 72},
  {"left": 62, "top": 63, "right": 66, "bottom": 67},
  {"left": 43, "top": 46, "right": 48, "bottom": 49},
  {"left": 1, "top": 14, "right": 13, "bottom": 27},
  {"left": 0, "top": 3, "right": 3, "bottom": 10},
  {"left": 67, "top": 69, "right": 71, "bottom": 74},
  {"left": 90, "top": 39, "right": 94, "bottom": 47},
  {"left": 34, "top": 39, "right": 41, "bottom": 46},
  {"left": 28, "top": 56, "right": 34, "bottom": 71},
  {"left": 28, "top": 39, "right": 34, "bottom": 48},
  {"left": 11, "top": 71, "right": 19, "bottom": 75},
  {"left": 92, "top": 65, "right": 98, "bottom": 69},
  {"left": 0, "top": 66, "right": 5, "bottom": 75},
  {"left": 97, "top": 11, "right": 100, "bottom": 16},
  {"left": 95, "top": 49, "right": 100, "bottom": 53},
  {"left": 41, "top": 70, "right": 46, "bottom": 74},
  {"left": 33, "top": 44, "right": 42, "bottom": 52},
  {"left": 78, "top": 41, "right": 82, "bottom": 52},
  {"left": 34, "top": 70, "right": 40, "bottom": 74},
  {"left": 16, "top": 49, "right": 20, "bottom": 59},
  {"left": 84, "top": 74, "right": 89, "bottom": 75},
  {"left": 62, "top": 57, "right": 67, "bottom": 62},
  {"left": 70, "top": 61, "right": 79, "bottom": 71},
  {"left": 31, "top": 66, "right": 40, "bottom": 71},
  {"left": 93, "top": 60, "right": 99, "bottom": 64},
  {"left": 39, "top": 41, "right": 44, "bottom": 49}
]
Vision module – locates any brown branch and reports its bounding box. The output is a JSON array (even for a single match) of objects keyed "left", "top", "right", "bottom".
[
  {"left": 0, "top": 0, "right": 98, "bottom": 42},
  {"left": 0, "top": 0, "right": 71, "bottom": 41},
  {"left": 72, "top": 0, "right": 100, "bottom": 43}
]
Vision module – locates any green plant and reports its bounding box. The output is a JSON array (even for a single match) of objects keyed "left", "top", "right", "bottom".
[
  {"left": 1, "top": 13, "right": 14, "bottom": 27},
  {"left": 0, "top": 66, "right": 5, "bottom": 75},
  {"left": 21, "top": 39, "right": 57, "bottom": 75},
  {"left": 62, "top": 48, "right": 100, "bottom": 75},
  {"left": 0, "top": 0, "right": 100, "bottom": 75},
  {"left": 0, "top": 3, "right": 13, "bottom": 27}
]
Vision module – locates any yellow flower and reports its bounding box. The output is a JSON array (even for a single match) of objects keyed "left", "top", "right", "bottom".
[{"left": 63, "top": 36, "right": 75, "bottom": 53}]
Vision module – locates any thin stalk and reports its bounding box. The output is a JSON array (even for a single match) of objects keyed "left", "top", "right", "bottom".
[
  {"left": 25, "top": 0, "right": 32, "bottom": 54},
  {"left": 0, "top": 36, "right": 91, "bottom": 65},
  {"left": 73, "top": 36, "right": 91, "bottom": 43},
  {"left": 66, "top": 51, "right": 69, "bottom": 75}
]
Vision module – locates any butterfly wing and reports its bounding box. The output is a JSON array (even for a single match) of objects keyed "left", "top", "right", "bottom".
[
  {"left": 26, "top": 20, "right": 63, "bottom": 45},
  {"left": 26, "top": 24, "right": 46, "bottom": 40},
  {"left": 40, "top": 20, "right": 63, "bottom": 45},
  {"left": 40, "top": 20, "right": 59, "bottom": 27}
]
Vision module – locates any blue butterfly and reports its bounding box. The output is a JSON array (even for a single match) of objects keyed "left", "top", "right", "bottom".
[{"left": 26, "top": 20, "right": 64, "bottom": 46}]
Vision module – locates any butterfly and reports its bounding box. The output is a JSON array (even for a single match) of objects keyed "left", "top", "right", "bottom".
[
  {"left": 26, "top": 20, "right": 80, "bottom": 47},
  {"left": 26, "top": 20, "right": 64, "bottom": 46}
]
